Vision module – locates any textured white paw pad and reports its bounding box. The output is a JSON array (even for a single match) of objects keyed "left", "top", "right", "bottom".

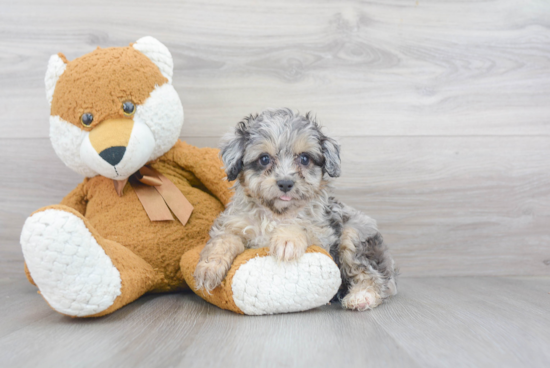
[
  {"left": 231, "top": 253, "right": 341, "bottom": 315},
  {"left": 21, "top": 209, "right": 121, "bottom": 317}
]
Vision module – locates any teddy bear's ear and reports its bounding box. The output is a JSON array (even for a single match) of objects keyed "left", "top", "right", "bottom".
[
  {"left": 45, "top": 53, "right": 67, "bottom": 105},
  {"left": 133, "top": 36, "right": 174, "bottom": 84}
]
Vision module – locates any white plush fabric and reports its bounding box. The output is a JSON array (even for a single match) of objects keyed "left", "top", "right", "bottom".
[
  {"left": 134, "top": 83, "right": 184, "bottom": 162},
  {"left": 20, "top": 209, "right": 121, "bottom": 317},
  {"left": 133, "top": 36, "right": 174, "bottom": 83},
  {"left": 231, "top": 253, "right": 341, "bottom": 315},
  {"left": 45, "top": 54, "right": 66, "bottom": 105},
  {"left": 50, "top": 115, "right": 98, "bottom": 177}
]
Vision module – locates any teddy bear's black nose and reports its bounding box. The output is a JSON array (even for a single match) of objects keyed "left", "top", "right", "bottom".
[{"left": 99, "top": 146, "right": 126, "bottom": 166}]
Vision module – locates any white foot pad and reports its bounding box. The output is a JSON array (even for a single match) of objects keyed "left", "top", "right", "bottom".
[
  {"left": 21, "top": 209, "right": 121, "bottom": 317},
  {"left": 231, "top": 253, "right": 341, "bottom": 315}
]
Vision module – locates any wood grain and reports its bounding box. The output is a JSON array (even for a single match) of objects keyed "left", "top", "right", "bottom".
[
  {"left": 2, "top": 1, "right": 550, "bottom": 366},
  {"left": 1, "top": 277, "right": 549, "bottom": 368},
  {"left": 371, "top": 277, "right": 550, "bottom": 368},
  {"left": 2, "top": 136, "right": 549, "bottom": 277},
  {"left": 1, "top": 0, "right": 550, "bottom": 138}
]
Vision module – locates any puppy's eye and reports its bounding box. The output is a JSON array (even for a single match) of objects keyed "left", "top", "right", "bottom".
[
  {"left": 259, "top": 154, "right": 271, "bottom": 166},
  {"left": 122, "top": 101, "right": 135, "bottom": 116},
  {"left": 300, "top": 153, "right": 310, "bottom": 166},
  {"left": 80, "top": 113, "right": 94, "bottom": 127}
]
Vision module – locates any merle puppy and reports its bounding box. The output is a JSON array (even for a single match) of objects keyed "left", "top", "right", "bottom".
[{"left": 194, "top": 108, "right": 397, "bottom": 310}]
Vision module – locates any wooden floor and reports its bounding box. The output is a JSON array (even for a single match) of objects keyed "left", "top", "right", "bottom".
[
  {"left": 0, "top": 274, "right": 548, "bottom": 368},
  {"left": 1, "top": 0, "right": 549, "bottom": 367}
]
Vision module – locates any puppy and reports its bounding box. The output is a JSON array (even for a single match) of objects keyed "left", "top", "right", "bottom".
[{"left": 194, "top": 108, "right": 397, "bottom": 310}]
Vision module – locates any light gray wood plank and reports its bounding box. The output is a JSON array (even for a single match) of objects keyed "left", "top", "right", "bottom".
[
  {"left": 173, "top": 303, "right": 419, "bottom": 368},
  {"left": 0, "top": 279, "right": 55, "bottom": 339},
  {"left": 1, "top": 277, "right": 549, "bottom": 368},
  {"left": 2, "top": 0, "right": 550, "bottom": 366},
  {"left": 1, "top": 0, "right": 550, "bottom": 138},
  {"left": 2, "top": 136, "right": 549, "bottom": 277},
  {"left": 0, "top": 278, "right": 418, "bottom": 368},
  {"left": 372, "top": 277, "right": 550, "bottom": 368}
]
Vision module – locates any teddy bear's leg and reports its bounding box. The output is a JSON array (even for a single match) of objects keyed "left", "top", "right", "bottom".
[
  {"left": 24, "top": 262, "right": 36, "bottom": 285},
  {"left": 180, "top": 245, "right": 342, "bottom": 315},
  {"left": 21, "top": 205, "right": 159, "bottom": 317}
]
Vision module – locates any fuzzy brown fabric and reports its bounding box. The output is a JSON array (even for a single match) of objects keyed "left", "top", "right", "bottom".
[
  {"left": 30, "top": 40, "right": 335, "bottom": 316},
  {"left": 27, "top": 139, "right": 336, "bottom": 316},
  {"left": 58, "top": 141, "right": 231, "bottom": 295},
  {"left": 26, "top": 140, "right": 235, "bottom": 316},
  {"left": 24, "top": 263, "right": 35, "bottom": 286},
  {"left": 51, "top": 46, "right": 167, "bottom": 130}
]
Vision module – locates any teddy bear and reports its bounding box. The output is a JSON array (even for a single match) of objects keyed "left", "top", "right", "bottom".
[{"left": 20, "top": 37, "right": 341, "bottom": 317}]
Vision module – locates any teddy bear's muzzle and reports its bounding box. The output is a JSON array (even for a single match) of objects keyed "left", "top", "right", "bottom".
[
  {"left": 88, "top": 118, "right": 133, "bottom": 165},
  {"left": 80, "top": 118, "right": 156, "bottom": 180}
]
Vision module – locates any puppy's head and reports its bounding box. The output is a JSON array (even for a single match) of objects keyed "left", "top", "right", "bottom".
[{"left": 221, "top": 108, "right": 340, "bottom": 214}]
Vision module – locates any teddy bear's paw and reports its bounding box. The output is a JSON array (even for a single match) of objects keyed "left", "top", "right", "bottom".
[
  {"left": 341, "top": 287, "right": 382, "bottom": 311},
  {"left": 231, "top": 250, "right": 341, "bottom": 315},
  {"left": 21, "top": 209, "right": 121, "bottom": 317}
]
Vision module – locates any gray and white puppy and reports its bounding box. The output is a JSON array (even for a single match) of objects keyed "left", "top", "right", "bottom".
[{"left": 194, "top": 108, "right": 397, "bottom": 310}]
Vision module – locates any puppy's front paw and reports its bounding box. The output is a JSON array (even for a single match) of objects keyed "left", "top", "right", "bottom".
[
  {"left": 270, "top": 228, "right": 308, "bottom": 262},
  {"left": 193, "top": 256, "right": 231, "bottom": 292},
  {"left": 341, "top": 288, "right": 382, "bottom": 311}
]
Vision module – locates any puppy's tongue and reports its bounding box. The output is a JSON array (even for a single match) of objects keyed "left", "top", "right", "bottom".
[{"left": 279, "top": 195, "right": 292, "bottom": 201}]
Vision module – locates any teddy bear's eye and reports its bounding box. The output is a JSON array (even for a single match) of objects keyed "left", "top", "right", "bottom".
[
  {"left": 122, "top": 101, "right": 135, "bottom": 116},
  {"left": 80, "top": 113, "right": 94, "bottom": 127}
]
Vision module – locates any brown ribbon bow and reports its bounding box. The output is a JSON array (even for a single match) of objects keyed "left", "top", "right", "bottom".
[{"left": 113, "top": 166, "right": 194, "bottom": 225}]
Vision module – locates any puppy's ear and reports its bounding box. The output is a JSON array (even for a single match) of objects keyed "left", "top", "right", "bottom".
[
  {"left": 220, "top": 121, "right": 249, "bottom": 181},
  {"left": 321, "top": 136, "right": 341, "bottom": 178}
]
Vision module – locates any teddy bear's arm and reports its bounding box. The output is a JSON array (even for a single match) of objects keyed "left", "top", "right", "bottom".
[
  {"left": 59, "top": 179, "right": 89, "bottom": 215},
  {"left": 171, "top": 140, "right": 234, "bottom": 207}
]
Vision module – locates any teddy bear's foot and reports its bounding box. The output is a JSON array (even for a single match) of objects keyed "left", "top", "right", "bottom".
[
  {"left": 181, "top": 245, "right": 342, "bottom": 315},
  {"left": 21, "top": 208, "right": 122, "bottom": 317},
  {"left": 21, "top": 206, "right": 158, "bottom": 317},
  {"left": 231, "top": 247, "right": 342, "bottom": 315}
]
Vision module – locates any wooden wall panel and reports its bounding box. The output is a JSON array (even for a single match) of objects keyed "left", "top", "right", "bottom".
[
  {"left": 1, "top": 0, "right": 549, "bottom": 138},
  {"left": 1, "top": 0, "right": 549, "bottom": 277},
  {"left": 2, "top": 137, "right": 548, "bottom": 277}
]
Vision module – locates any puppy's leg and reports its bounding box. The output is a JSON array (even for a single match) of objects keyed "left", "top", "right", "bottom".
[
  {"left": 270, "top": 224, "right": 309, "bottom": 262},
  {"left": 194, "top": 234, "right": 244, "bottom": 292},
  {"left": 337, "top": 209, "right": 397, "bottom": 311}
]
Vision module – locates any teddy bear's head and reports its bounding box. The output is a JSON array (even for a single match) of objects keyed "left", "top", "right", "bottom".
[{"left": 45, "top": 37, "right": 184, "bottom": 180}]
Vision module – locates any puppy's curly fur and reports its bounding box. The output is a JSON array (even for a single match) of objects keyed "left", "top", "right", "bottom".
[{"left": 194, "top": 108, "right": 397, "bottom": 310}]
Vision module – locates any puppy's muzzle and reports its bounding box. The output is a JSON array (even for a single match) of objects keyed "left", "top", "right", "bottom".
[{"left": 277, "top": 179, "right": 294, "bottom": 193}]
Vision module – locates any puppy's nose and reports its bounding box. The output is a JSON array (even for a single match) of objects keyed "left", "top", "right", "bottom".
[
  {"left": 99, "top": 146, "right": 126, "bottom": 166},
  {"left": 277, "top": 179, "right": 294, "bottom": 193}
]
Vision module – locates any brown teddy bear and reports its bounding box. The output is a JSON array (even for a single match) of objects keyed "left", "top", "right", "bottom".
[{"left": 20, "top": 37, "right": 341, "bottom": 317}]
